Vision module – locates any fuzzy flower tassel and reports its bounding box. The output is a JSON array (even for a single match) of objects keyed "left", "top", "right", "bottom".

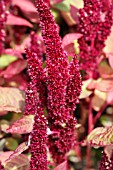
[{"left": 35, "top": 0, "right": 81, "bottom": 164}]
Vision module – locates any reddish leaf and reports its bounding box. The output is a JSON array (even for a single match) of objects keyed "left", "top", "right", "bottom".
[
  {"left": 70, "top": 5, "right": 79, "bottom": 24},
  {"left": 12, "top": 0, "right": 38, "bottom": 23},
  {"left": 0, "top": 87, "right": 25, "bottom": 112},
  {"left": 92, "top": 90, "right": 107, "bottom": 111},
  {"left": 7, "top": 142, "right": 29, "bottom": 161},
  {"left": 12, "top": 0, "right": 36, "bottom": 13},
  {"left": 88, "top": 78, "right": 113, "bottom": 92},
  {"left": 5, "top": 74, "right": 27, "bottom": 90},
  {"left": 107, "top": 91, "right": 113, "bottom": 105},
  {"left": 5, "top": 49, "right": 23, "bottom": 59},
  {"left": 7, "top": 115, "right": 34, "bottom": 134},
  {"left": 104, "top": 26, "right": 113, "bottom": 54},
  {"left": 62, "top": 33, "right": 82, "bottom": 48},
  {"left": 0, "top": 59, "right": 27, "bottom": 78},
  {"left": 54, "top": 161, "right": 68, "bottom": 170},
  {"left": 0, "top": 152, "right": 13, "bottom": 164},
  {"left": 98, "top": 59, "right": 113, "bottom": 78},
  {"left": 95, "top": 79, "right": 113, "bottom": 92},
  {"left": 107, "top": 53, "right": 113, "bottom": 69},
  {"left": 87, "top": 125, "right": 113, "bottom": 147},
  {"left": 5, "top": 154, "right": 30, "bottom": 170},
  {"left": 6, "top": 13, "right": 33, "bottom": 27}
]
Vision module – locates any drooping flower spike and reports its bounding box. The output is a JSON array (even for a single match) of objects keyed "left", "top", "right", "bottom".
[
  {"left": 0, "top": 0, "right": 7, "bottom": 55},
  {"left": 35, "top": 0, "right": 81, "bottom": 164},
  {"left": 78, "top": 0, "right": 113, "bottom": 76},
  {"left": 25, "top": 37, "right": 48, "bottom": 169}
]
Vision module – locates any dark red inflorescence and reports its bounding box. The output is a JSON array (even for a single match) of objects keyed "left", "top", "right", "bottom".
[
  {"left": 25, "top": 41, "right": 48, "bottom": 169},
  {"left": 0, "top": 0, "right": 7, "bottom": 55},
  {"left": 30, "top": 32, "right": 44, "bottom": 60},
  {"left": 99, "top": 151, "right": 113, "bottom": 170},
  {"left": 78, "top": 0, "right": 113, "bottom": 77},
  {"left": 66, "top": 55, "right": 81, "bottom": 112},
  {"left": 35, "top": 0, "right": 81, "bottom": 164}
]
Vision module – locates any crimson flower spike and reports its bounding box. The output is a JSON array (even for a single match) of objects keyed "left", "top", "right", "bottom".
[
  {"left": 25, "top": 38, "right": 48, "bottom": 169},
  {"left": 0, "top": 0, "right": 7, "bottom": 55},
  {"left": 35, "top": 0, "right": 81, "bottom": 164},
  {"left": 99, "top": 151, "right": 113, "bottom": 170},
  {"left": 66, "top": 55, "right": 81, "bottom": 112},
  {"left": 78, "top": 0, "right": 113, "bottom": 76}
]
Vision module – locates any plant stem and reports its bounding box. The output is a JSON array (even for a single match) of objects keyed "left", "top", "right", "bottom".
[{"left": 93, "top": 102, "right": 107, "bottom": 124}]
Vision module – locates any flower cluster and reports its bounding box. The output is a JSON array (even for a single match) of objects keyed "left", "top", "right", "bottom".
[
  {"left": 24, "top": 0, "right": 81, "bottom": 168},
  {"left": 66, "top": 55, "right": 81, "bottom": 112},
  {"left": 30, "top": 32, "right": 43, "bottom": 60},
  {"left": 25, "top": 36, "right": 48, "bottom": 169},
  {"left": 0, "top": 0, "right": 7, "bottom": 55},
  {"left": 35, "top": 0, "right": 81, "bottom": 164},
  {"left": 99, "top": 151, "right": 113, "bottom": 170},
  {"left": 78, "top": 0, "right": 113, "bottom": 76}
]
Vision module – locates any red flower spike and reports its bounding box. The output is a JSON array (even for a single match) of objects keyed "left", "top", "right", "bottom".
[
  {"left": 78, "top": 0, "right": 113, "bottom": 76},
  {"left": 66, "top": 55, "right": 81, "bottom": 111},
  {"left": 99, "top": 151, "right": 113, "bottom": 170},
  {"left": 25, "top": 48, "right": 48, "bottom": 169},
  {"left": 30, "top": 32, "right": 43, "bottom": 60},
  {"left": 0, "top": 0, "right": 7, "bottom": 55},
  {"left": 25, "top": 46, "right": 46, "bottom": 115},
  {"left": 35, "top": 0, "right": 81, "bottom": 164},
  {"left": 30, "top": 107, "right": 48, "bottom": 170}
]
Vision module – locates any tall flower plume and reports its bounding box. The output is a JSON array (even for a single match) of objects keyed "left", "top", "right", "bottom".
[
  {"left": 25, "top": 35, "right": 48, "bottom": 169},
  {"left": 0, "top": 0, "right": 7, "bottom": 55},
  {"left": 78, "top": 0, "right": 113, "bottom": 76},
  {"left": 35, "top": 0, "right": 81, "bottom": 164}
]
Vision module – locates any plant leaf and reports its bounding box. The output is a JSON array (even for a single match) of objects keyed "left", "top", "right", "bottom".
[
  {"left": 0, "top": 87, "right": 25, "bottom": 112},
  {"left": 54, "top": 1, "right": 70, "bottom": 12},
  {"left": 62, "top": 33, "right": 82, "bottom": 48},
  {"left": 7, "top": 142, "right": 29, "bottom": 161},
  {"left": 0, "top": 152, "right": 13, "bottom": 164},
  {"left": 5, "top": 154, "right": 30, "bottom": 170},
  {"left": 6, "top": 13, "right": 33, "bottom": 27},
  {"left": 92, "top": 90, "right": 107, "bottom": 111},
  {"left": 95, "top": 79, "right": 113, "bottom": 92},
  {"left": 0, "top": 55, "right": 17, "bottom": 69},
  {"left": 7, "top": 115, "right": 34, "bottom": 134},
  {"left": 87, "top": 126, "right": 113, "bottom": 147},
  {"left": 5, "top": 138, "right": 18, "bottom": 151},
  {"left": 54, "top": 161, "right": 68, "bottom": 170},
  {"left": 79, "top": 79, "right": 92, "bottom": 99},
  {"left": 0, "top": 59, "right": 27, "bottom": 78}
]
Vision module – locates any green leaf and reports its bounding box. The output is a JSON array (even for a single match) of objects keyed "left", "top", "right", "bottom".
[
  {"left": 5, "top": 138, "right": 18, "bottom": 151},
  {"left": 0, "top": 55, "right": 17, "bottom": 69},
  {"left": 54, "top": 1, "right": 70, "bottom": 12},
  {"left": 100, "top": 115, "right": 112, "bottom": 127}
]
